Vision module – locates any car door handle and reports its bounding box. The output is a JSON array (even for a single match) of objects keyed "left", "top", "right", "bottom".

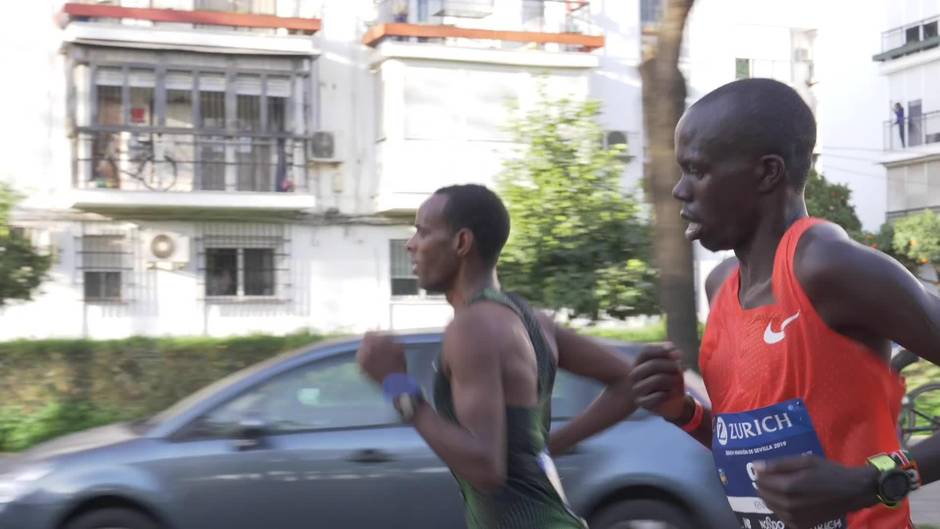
[{"left": 346, "top": 449, "right": 394, "bottom": 464}]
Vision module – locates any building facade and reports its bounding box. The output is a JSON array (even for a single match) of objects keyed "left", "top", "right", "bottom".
[
  {"left": 1, "top": 0, "right": 648, "bottom": 339},
  {"left": 5, "top": 0, "right": 888, "bottom": 339},
  {"left": 873, "top": 0, "right": 940, "bottom": 222}
]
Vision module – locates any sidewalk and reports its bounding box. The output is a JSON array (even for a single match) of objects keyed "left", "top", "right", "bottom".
[{"left": 911, "top": 479, "right": 940, "bottom": 526}]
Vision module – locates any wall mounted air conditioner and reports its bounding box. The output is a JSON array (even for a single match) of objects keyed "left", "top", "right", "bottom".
[
  {"left": 143, "top": 231, "right": 190, "bottom": 265},
  {"left": 308, "top": 131, "right": 341, "bottom": 163},
  {"left": 604, "top": 130, "right": 633, "bottom": 160}
]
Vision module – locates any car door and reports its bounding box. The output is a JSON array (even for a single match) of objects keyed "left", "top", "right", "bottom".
[
  {"left": 392, "top": 339, "right": 466, "bottom": 528},
  {"left": 153, "top": 349, "right": 431, "bottom": 529},
  {"left": 248, "top": 348, "right": 449, "bottom": 529}
]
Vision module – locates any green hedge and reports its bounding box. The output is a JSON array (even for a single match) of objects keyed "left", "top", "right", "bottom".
[
  {"left": 0, "top": 332, "right": 328, "bottom": 452},
  {"left": 1, "top": 328, "right": 937, "bottom": 453}
]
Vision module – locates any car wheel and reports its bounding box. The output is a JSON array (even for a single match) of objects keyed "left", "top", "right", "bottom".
[
  {"left": 589, "top": 498, "right": 697, "bottom": 529},
  {"left": 64, "top": 508, "right": 160, "bottom": 529}
]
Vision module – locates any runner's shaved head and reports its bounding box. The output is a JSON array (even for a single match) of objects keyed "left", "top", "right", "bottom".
[{"left": 682, "top": 78, "right": 816, "bottom": 190}]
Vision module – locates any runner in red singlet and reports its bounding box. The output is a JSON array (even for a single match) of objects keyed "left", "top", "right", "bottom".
[{"left": 629, "top": 78, "right": 940, "bottom": 529}]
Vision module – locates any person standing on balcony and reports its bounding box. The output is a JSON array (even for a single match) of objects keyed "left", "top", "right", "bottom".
[
  {"left": 630, "top": 79, "right": 939, "bottom": 529},
  {"left": 357, "top": 184, "right": 666, "bottom": 529},
  {"left": 895, "top": 102, "right": 906, "bottom": 148}
]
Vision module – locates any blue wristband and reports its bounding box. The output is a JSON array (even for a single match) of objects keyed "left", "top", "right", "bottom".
[{"left": 382, "top": 373, "right": 421, "bottom": 402}]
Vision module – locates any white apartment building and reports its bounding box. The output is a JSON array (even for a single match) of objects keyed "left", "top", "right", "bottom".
[
  {"left": 873, "top": 0, "right": 940, "bottom": 222},
  {"left": 2, "top": 0, "right": 881, "bottom": 339},
  {"left": 0, "top": 0, "right": 648, "bottom": 339}
]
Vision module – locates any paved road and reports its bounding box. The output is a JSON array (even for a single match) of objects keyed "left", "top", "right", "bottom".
[{"left": 911, "top": 479, "right": 940, "bottom": 526}]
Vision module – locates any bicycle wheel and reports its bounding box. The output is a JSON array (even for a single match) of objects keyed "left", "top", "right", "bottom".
[
  {"left": 154, "top": 155, "right": 178, "bottom": 191},
  {"left": 902, "top": 382, "right": 940, "bottom": 446},
  {"left": 135, "top": 155, "right": 159, "bottom": 190}
]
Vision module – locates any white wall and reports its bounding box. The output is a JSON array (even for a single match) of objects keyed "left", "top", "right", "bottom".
[
  {"left": 815, "top": 0, "right": 889, "bottom": 230},
  {"left": 886, "top": 0, "right": 940, "bottom": 30},
  {"left": 0, "top": 1, "right": 71, "bottom": 198},
  {"left": 0, "top": 219, "right": 453, "bottom": 340}
]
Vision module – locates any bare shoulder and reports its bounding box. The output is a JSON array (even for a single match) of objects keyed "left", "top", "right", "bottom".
[
  {"left": 705, "top": 256, "right": 739, "bottom": 305},
  {"left": 795, "top": 222, "right": 871, "bottom": 286},
  {"left": 794, "top": 221, "right": 922, "bottom": 314},
  {"left": 442, "top": 302, "right": 519, "bottom": 366}
]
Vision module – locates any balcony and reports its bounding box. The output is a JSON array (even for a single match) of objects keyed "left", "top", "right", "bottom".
[
  {"left": 883, "top": 110, "right": 940, "bottom": 151},
  {"left": 59, "top": 1, "right": 321, "bottom": 54},
  {"left": 874, "top": 15, "right": 939, "bottom": 61},
  {"left": 71, "top": 130, "right": 317, "bottom": 215},
  {"left": 364, "top": 0, "right": 603, "bottom": 53}
]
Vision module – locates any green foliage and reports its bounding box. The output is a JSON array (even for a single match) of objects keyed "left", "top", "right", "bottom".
[
  {"left": 0, "top": 402, "right": 128, "bottom": 452},
  {"left": 498, "top": 95, "right": 658, "bottom": 320},
  {"left": 802, "top": 171, "right": 929, "bottom": 269},
  {"left": 0, "top": 331, "right": 329, "bottom": 452},
  {"left": 582, "top": 320, "right": 705, "bottom": 343},
  {"left": 804, "top": 170, "right": 863, "bottom": 238},
  {"left": 0, "top": 182, "right": 52, "bottom": 306},
  {"left": 892, "top": 209, "right": 940, "bottom": 268}
]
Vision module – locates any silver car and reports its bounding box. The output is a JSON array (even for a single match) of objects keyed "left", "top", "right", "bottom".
[{"left": 0, "top": 332, "right": 736, "bottom": 529}]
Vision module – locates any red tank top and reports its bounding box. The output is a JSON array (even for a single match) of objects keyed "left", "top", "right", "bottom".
[{"left": 701, "top": 217, "right": 911, "bottom": 528}]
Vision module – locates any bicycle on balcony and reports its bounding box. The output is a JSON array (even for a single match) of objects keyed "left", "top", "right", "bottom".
[
  {"left": 891, "top": 348, "right": 940, "bottom": 447},
  {"left": 100, "top": 132, "right": 179, "bottom": 191}
]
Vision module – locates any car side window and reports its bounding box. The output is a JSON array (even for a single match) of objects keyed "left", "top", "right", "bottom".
[
  {"left": 551, "top": 370, "right": 600, "bottom": 420},
  {"left": 200, "top": 352, "right": 398, "bottom": 435}
]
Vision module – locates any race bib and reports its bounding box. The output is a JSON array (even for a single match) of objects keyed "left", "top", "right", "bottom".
[{"left": 712, "top": 399, "right": 847, "bottom": 529}]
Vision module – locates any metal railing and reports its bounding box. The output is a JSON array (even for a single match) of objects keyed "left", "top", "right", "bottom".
[
  {"left": 73, "top": 0, "right": 284, "bottom": 15},
  {"left": 887, "top": 206, "right": 940, "bottom": 222},
  {"left": 372, "top": 0, "right": 599, "bottom": 47},
  {"left": 883, "top": 110, "right": 940, "bottom": 151},
  {"left": 878, "top": 15, "right": 940, "bottom": 58},
  {"left": 67, "top": 0, "right": 319, "bottom": 34},
  {"left": 74, "top": 129, "right": 311, "bottom": 193}
]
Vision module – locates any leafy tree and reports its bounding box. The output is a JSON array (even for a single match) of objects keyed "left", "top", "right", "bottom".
[
  {"left": 892, "top": 209, "right": 940, "bottom": 272},
  {"left": 803, "top": 171, "right": 932, "bottom": 272},
  {"left": 805, "top": 169, "right": 863, "bottom": 238},
  {"left": 0, "top": 183, "right": 51, "bottom": 306},
  {"left": 498, "top": 97, "right": 658, "bottom": 320}
]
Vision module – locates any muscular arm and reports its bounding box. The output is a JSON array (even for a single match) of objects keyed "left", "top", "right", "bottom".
[
  {"left": 411, "top": 310, "right": 508, "bottom": 490},
  {"left": 796, "top": 223, "right": 940, "bottom": 485},
  {"left": 546, "top": 321, "right": 635, "bottom": 456}
]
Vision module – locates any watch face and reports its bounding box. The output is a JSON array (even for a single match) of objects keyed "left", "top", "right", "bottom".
[{"left": 882, "top": 471, "right": 911, "bottom": 502}]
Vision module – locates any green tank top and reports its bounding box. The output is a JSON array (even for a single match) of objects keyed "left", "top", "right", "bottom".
[{"left": 432, "top": 288, "right": 587, "bottom": 529}]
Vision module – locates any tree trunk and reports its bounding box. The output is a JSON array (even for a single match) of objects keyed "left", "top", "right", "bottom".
[{"left": 639, "top": 0, "right": 700, "bottom": 367}]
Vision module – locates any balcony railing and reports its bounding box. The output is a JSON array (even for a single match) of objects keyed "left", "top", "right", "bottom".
[
  {"left": 875, "top": 15, "right": 939, "bottom": 61},
  {"left": 61, "top": 1, "right": 321, "bottom": 34},
  {"left": 74, "top": 129, "right": 311, "bottom": 193},
  {"left": 887, "top": 206, "right": 940, "bottom": 222},
  {"left": 365, "top": 0, "right": 603, "bottom": 52},
  {"left": 883, "top": 110, "right": 940, "bottom": 151}
]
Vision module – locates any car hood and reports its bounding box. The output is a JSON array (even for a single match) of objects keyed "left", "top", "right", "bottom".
[{"left": 18, "top": 422, "right": 141, "bottom": 462}]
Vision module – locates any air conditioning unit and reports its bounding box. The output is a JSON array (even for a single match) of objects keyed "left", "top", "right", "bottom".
[
  {"left": 604, "top": 130, "right": 629, "bottom": 149},
  {"left": 603, "top": 130, "right": 632, "bottom": 160},
  {"left": 143, "top": 231, "right": 190, "bottom": 265},
  {"left": 308, "top": 131, "right": 341, "bottom": 163}
]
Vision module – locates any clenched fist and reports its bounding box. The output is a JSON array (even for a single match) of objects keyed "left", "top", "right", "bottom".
[{"left": 356, "top": 331, "right": 407, "bottom": 384}]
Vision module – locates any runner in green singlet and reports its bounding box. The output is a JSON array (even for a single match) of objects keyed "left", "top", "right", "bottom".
[{"left": 358, "top": 184, "right": 675, "bottom": 528}]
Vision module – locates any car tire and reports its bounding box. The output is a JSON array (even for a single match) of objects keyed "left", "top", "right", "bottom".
[
  {"left": 589, "top": 498, "right": 697, "bottom": 529},
  {"left": 64, "top": 508, "right": 161, "bottom": 529}
]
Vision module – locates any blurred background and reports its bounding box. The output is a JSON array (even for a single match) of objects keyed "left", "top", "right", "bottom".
[{"left": 0, "top": 1, "right": 938, "bottom": 527}]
